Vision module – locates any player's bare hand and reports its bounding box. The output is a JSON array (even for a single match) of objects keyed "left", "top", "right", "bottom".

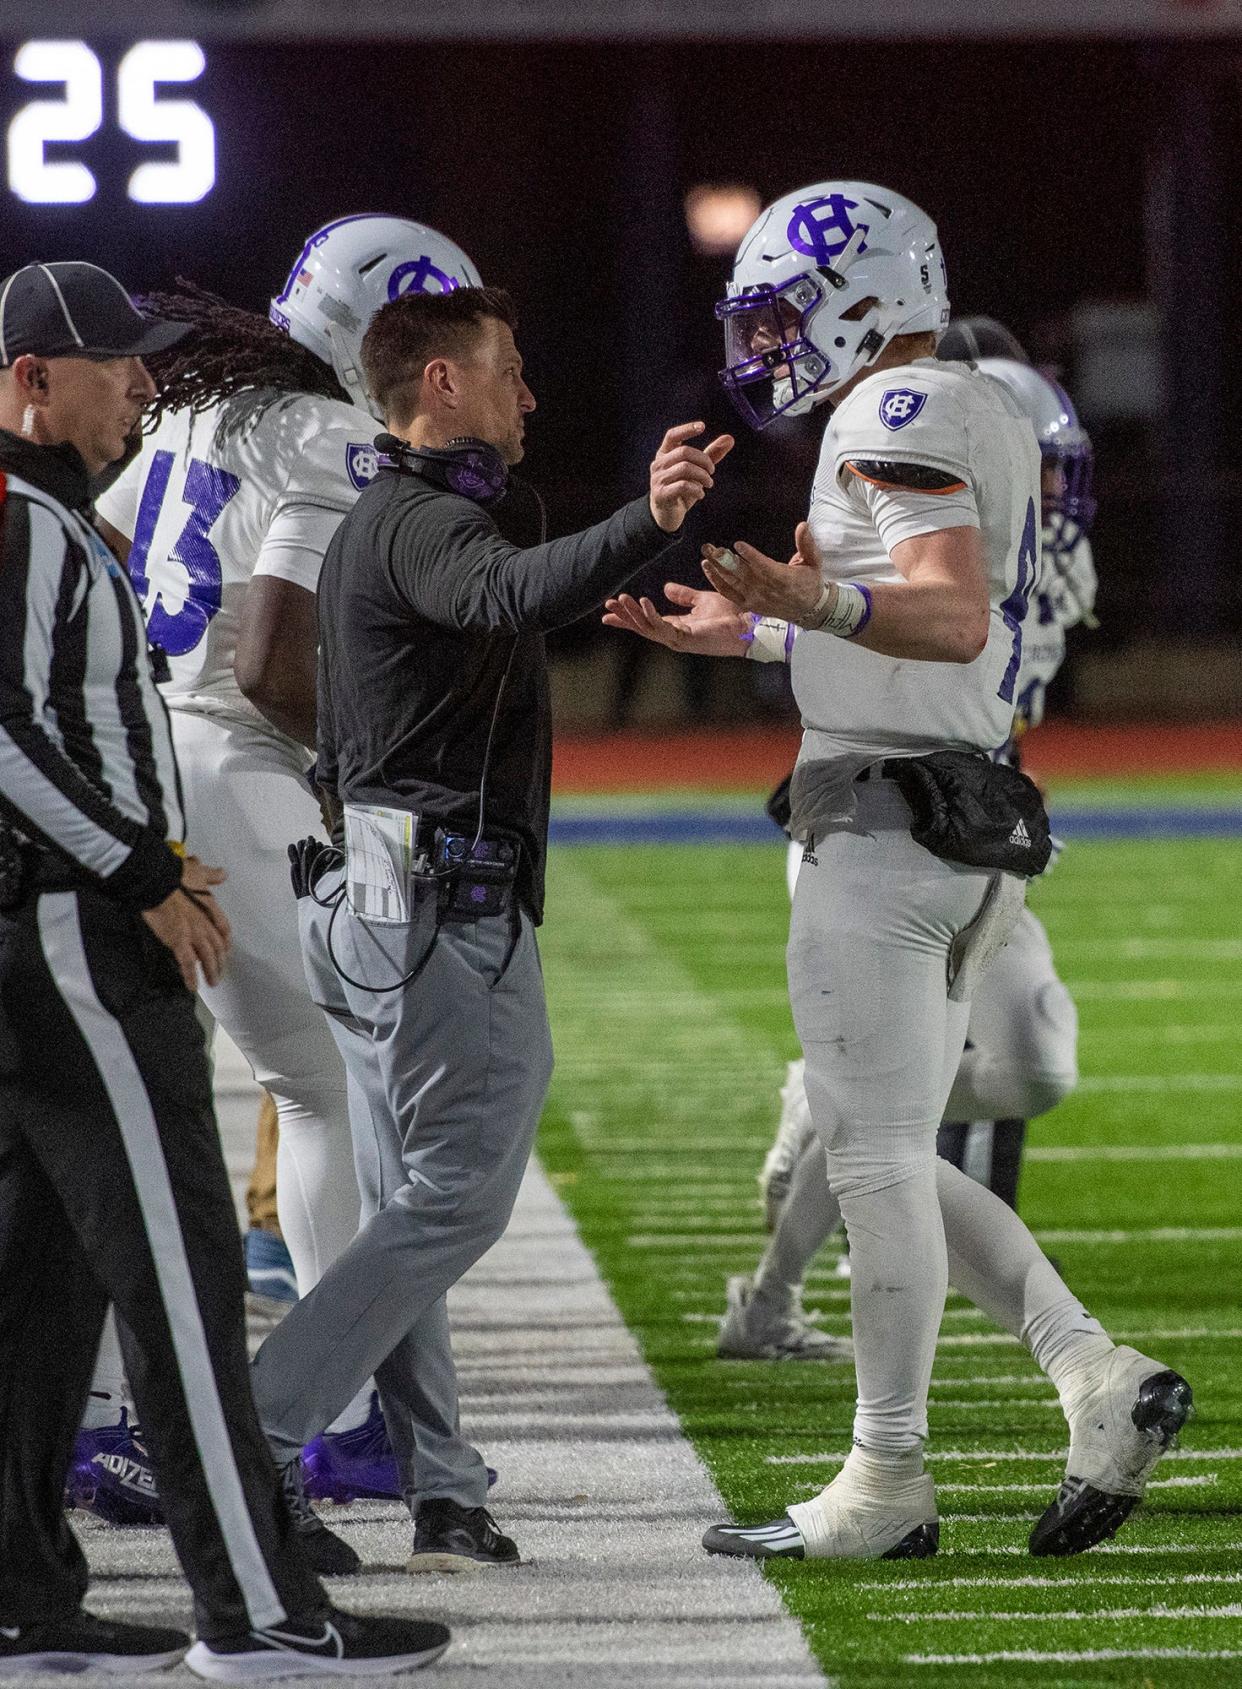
[
  {"left": 701, "top": 521, "right": 825, "bottom": 622},
  {"left": 142, "top": 855, "right": 231, "bottom": 992},
  {"left": 603, "top": 583, "right": 751, "bottom": 658},
  {"left": 648, "top": 423, "right": 734, "bottom": 534}
]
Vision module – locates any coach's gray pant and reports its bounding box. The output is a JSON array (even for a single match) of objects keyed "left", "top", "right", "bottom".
[{"left": 249, "top": 868, "right": 553, "bottom": 1509}]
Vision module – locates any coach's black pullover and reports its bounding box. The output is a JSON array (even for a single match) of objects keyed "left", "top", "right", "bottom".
[
  {"left": 316, "top": 460, "right": 675, "bottom": 921},
  {"left": 0, "top": 431, "right": 183, "bottom": 911}
]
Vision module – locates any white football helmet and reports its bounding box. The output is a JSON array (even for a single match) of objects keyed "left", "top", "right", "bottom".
[
  {"left": 717, "top": 181, "right": 949, "bottom": 429},
  {"left": 270, "top": 214, "right": 482, "bottom": 418}
]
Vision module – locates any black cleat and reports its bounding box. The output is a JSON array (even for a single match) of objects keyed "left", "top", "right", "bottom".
[
  {"left": 0, "top": 1610, "right": 188, "bottom": 1674},
  {"left": 407, "top": 1498, "right": 520, "bottom": 1573},
  {"left": 279, "top": 1458, "right": 361, "bottom": 1576},
  {"left": 184, "top": 1607, "right": 450, "bottom": 1679},
  {"left": 1030, "top": 1364, "right": 1195, "bottom": 1557}
]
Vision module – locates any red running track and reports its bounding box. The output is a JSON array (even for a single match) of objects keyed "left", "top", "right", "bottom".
[{"left": 551, "top": 720, "right": 1242, "bottom": 792}]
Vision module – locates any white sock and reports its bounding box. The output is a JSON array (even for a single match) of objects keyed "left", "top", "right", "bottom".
[
  {"left": 935, "top": 1158, "right": 1113, "bottom": 1398},
  {"left": 754, "top": 1140, "right": 841, "bottom": 1305},
  {"left": 83, "top": 1308, "right": 131, "bottom": 1426}
]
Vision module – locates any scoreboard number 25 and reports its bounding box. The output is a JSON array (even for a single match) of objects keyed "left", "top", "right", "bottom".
[{"left": 6, "top": 40, "right": 215, "bottom": 205}]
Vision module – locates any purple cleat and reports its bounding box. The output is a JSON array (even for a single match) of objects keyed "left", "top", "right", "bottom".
[
  {"left": 301, "top": 1393, "right": 497, "bottom": 1503},
  {"left": 66, "top": 1409, "right": 165, "bottom": 1526}
]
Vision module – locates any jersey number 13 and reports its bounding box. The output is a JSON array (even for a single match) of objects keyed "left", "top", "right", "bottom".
[{"left": 127, "top": 450, "right": 241, "bottom": 656}]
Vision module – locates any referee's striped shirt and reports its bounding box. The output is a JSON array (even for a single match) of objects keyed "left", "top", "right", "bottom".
[{"left": 0, "top": 430, "right": 184, "bottom": 911}]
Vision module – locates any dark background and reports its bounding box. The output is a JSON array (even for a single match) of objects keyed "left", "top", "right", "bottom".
[{"left": 3, "top": 36, "right": 1240, "bottom": 719}]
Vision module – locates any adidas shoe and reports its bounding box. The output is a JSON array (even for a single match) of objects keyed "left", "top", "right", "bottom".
[
  {"left": 407, "top": 1499, "right": 519, "bottom": 1574},
  {"left": 184, "top": 1608, "right": 450, "bottom": 1680},
  {"left": 0, "top": 1610, "right": 188, "bottom": 1673},
  {"left": 1030, "top": 1345, "right": 1194, "bottom": 1556},
  {"left": 245, "top": 1228, "right": 299, "bottom": 1303},
  {"left": 757, "top": 1060, "right": 816, "bottom": 1230},
  {"left": 302, "top": 1393, "right": 499, "bottom": 1503},
  {"left": 278, "top": 1459, "right": 361, "bottom": 1576},
  {"left": 716, "top": 1275, "right": 852, "bottom": 1362},
  {"left": 65, "top": 1408, "right": 165, "bottom": 1526},
  {"left": 704, "top": 1454, "right": 938, "bottom": 1562}
]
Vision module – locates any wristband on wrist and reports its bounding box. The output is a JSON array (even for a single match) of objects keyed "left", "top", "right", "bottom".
[
  {"left": 742, "top": 615, "right": 797, "bottom": 663},
  {"left": 801, "top": 580, "right": 873, "bottom": 638}
]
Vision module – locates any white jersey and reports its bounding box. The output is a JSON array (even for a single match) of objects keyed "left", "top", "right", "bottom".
[
  {"left": 792, "top": 357, "right": 1040, "bottom": 776},
  {"left": 1005, "top": 532, "right": 1096, "bottom": 749},
  {"left": 97, "top": 390, "right": 382, "bottom": 733}
]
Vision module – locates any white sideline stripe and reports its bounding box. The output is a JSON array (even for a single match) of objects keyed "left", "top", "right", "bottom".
[
  {"left": 768, "top": 1447, "right": 1241, "bottom": 1466},
  {"left": 938, "top": 1475, "right": 1215, "bottom": 1494},
  {"left": 861, "top": 1571, "right": 1242, "bottom": 1593},
  {"left": 1027, "top": 1143, "right": 1242, "bottom": 1162},
  {"left": 906, "top": 1649, "right": 1242, "bottom": 1666},
  {"left": 41, "top": 895, "right": 285, "bottom": 1630},
  {"left": 884, "top": 1603, "right": 1242, "bottom": 1624}
]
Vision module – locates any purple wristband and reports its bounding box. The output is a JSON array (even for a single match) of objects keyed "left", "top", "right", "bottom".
[{"left": 846, "top": 582, "right": 873, "bottom": 638}]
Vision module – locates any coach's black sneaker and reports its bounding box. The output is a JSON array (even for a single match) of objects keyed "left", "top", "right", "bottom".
[
  {"left": 184, "top": 1608, "right": 450, "bottom": 1679},
  {"left": 1030, "top": 1345, "right": 1194, "bottom": 1556},
  {"left": 406, "top": 1498, "right": 520, "bottom": 1573},
  {"left": 279, "top": 1458, "right": 361, "bottom": 1575},
  {"left": 0, "top": 1610, "right": 188, "bottom": 1673}
]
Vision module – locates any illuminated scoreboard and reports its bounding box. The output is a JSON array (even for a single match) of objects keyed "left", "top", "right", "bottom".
[{"left": 5, "top": 39, "right": 214, "bottom": 205}]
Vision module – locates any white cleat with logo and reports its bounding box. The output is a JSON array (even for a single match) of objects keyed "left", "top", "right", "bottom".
[
  {"left": 716, "top": 1275, "right": 852, "bottom": 1362},
  {"left": 704, "top": 1454, "right": 939, "bottom": 1561}
]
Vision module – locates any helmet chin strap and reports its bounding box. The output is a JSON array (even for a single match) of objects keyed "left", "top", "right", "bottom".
[{"left": 323, "top": 323, "right": 374, "bottom": 415}]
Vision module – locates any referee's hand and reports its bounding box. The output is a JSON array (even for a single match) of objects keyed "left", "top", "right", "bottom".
[
  {"left": 648, "top": 423, "right": 734, "bottom": 534},
  {"left": 142, "top": 856, "right": 232, "bottom": 992}
]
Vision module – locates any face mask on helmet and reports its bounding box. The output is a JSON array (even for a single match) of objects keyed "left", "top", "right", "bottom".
[
  {"left": 270, "top": 213, "right": 482, "bottom": 419},
  {"left": 716, "top": 182, "right": 949, "bottom": 430},
  {"left": 974, "top": 357, "right": 1096, "bottom": 561}
]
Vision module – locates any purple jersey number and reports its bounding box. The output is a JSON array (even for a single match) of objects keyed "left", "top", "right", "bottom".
[
  {"left": 996, "top": 497, "right": 1038, "bottom": 705},
  {"left": 128, "top": 451, "right": 241, "bottom": 658}
]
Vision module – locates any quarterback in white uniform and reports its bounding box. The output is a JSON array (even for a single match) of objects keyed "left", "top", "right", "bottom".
[
  {"left": 724, "top": 352, "right": 1097, "bottom": 1365},
  {"left": 85, "top": 219, "right": 481, "bottom": 1533},
  {"left": 606, "top": 181, "right": 1189, "bottom": 1562}
]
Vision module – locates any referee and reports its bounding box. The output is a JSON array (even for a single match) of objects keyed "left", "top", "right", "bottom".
[
  {"left": 250, "top": 285, "right": 732, "bottom": 1570},
  {"left": 0, "top": 262, "right": 448, "bottom": 1677}
]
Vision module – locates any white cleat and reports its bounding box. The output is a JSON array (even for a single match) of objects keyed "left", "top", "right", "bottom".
[
  {"left": 1030, "top": 1345, "right": 1194, "bottom": 1556},
  {"left": 757, "top": 1060, "right": 816, "bottom": 1231},
  {"left": 716, "top": 1275, "right": 852, "bottom": 1362},
  {"left": 705, "top": 1457, "right": 938, "bottom": 1561}
]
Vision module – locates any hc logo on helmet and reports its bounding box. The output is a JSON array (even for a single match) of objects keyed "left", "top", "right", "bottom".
[
  {"left": 387, "top": 256, "right": 459, "bottom": 300},
  {"left": 786, "top": 195, "right": 871, "bottom": 263},
  {"left": 879, "top": 388, "right": 928, "bottom": 431}
]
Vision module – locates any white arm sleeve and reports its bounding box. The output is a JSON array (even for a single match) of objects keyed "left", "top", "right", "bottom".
[{"left": 254, "top": 501, "right": 347, "bottom": 592}]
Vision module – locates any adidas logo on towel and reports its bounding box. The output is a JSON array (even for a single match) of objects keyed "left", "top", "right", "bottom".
[{"left": 1008, "top": 818, "right": 1032, "bottom": 848}]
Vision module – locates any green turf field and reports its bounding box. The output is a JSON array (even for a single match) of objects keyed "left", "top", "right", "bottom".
[{"left": 536, "top": 803, "right": 1242, "bottom": 1689}]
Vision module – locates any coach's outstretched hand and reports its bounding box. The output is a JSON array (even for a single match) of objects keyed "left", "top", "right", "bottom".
[
  {"left": 143, "top": 854, "right": 231, "bottom": 991},
  {"left": 648, "top": 423, "right": 734, "bottom": 533},
  {"left": 603, "top": 583, "right": 751, "bottom": 657}
]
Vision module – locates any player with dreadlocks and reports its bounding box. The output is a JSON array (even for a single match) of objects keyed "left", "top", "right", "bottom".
[{"left": 68, "top": 218, "right": 482, "bottom": 1570}]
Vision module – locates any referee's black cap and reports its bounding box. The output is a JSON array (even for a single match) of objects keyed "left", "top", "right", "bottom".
[
  {"left": 937, "top": 316, "right": 1031, "bottom": 364},
  {"left": 0, "top": 261, "right": 189, "bottom": 367}
]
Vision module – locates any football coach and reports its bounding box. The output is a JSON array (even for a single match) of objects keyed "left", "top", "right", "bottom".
[
  {"left": 250, "top": 284, "right": 732, "bottom": 1570},
  {"left": 0, "top": 262, "right": 448, "bottom": 1678}
]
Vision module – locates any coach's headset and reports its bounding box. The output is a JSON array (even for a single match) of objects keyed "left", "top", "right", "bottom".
[{"left": 293, "top": 431, "right": 539, "bottom": 992}]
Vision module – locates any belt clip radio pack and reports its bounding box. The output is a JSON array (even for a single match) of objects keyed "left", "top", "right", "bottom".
[{"left": 433, "top": 830, "right": 517, "bottom": 919}]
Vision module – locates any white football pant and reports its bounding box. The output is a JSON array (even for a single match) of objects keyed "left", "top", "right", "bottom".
[{"left": 787, "top": 780, "right": 1106, "bottom": 1453}]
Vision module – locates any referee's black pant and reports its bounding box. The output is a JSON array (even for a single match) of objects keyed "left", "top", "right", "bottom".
[{"left": 0, "top": 885, "right": 325, "bottom": 1642}]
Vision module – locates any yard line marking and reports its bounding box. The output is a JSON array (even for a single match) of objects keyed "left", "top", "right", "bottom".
[
  {"left": 1077, "top": 1075, "right": 1242, "bottom": 1093},
  {"left": 1027, "top": 1143, "right": 1242, "bottom": 1163},
  {"left": 937, "top": 1475, "right": 1216, "bottom": 1494},
  {"left": 996, "top": 1542, "right": 1242, "bottom": 1556},
  {"left": 767, "top": 1447, "right": 1242, "bottom": 1466},
  {"left": 1067, "top": 980, "right": 1242, "bottom": 1000},
  {"left": 906, "top": 1649, "right": 1242, "bottom": 1666},
  {"left": 930, "top": 1399, "right": 1061, "bottom": 1410},
  {"left": 861, "top": 1571, "right": 1242, "bottom": 1593},
  {"left": 648, "top": 1227, "right": 1242, "bottom": 1248},
  {"left": 1058, "top": 938, "right": 1242, "bottom": 959},
  {"left": 884, "top": 1603, "right": 1242, "bottom": 1624}
]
